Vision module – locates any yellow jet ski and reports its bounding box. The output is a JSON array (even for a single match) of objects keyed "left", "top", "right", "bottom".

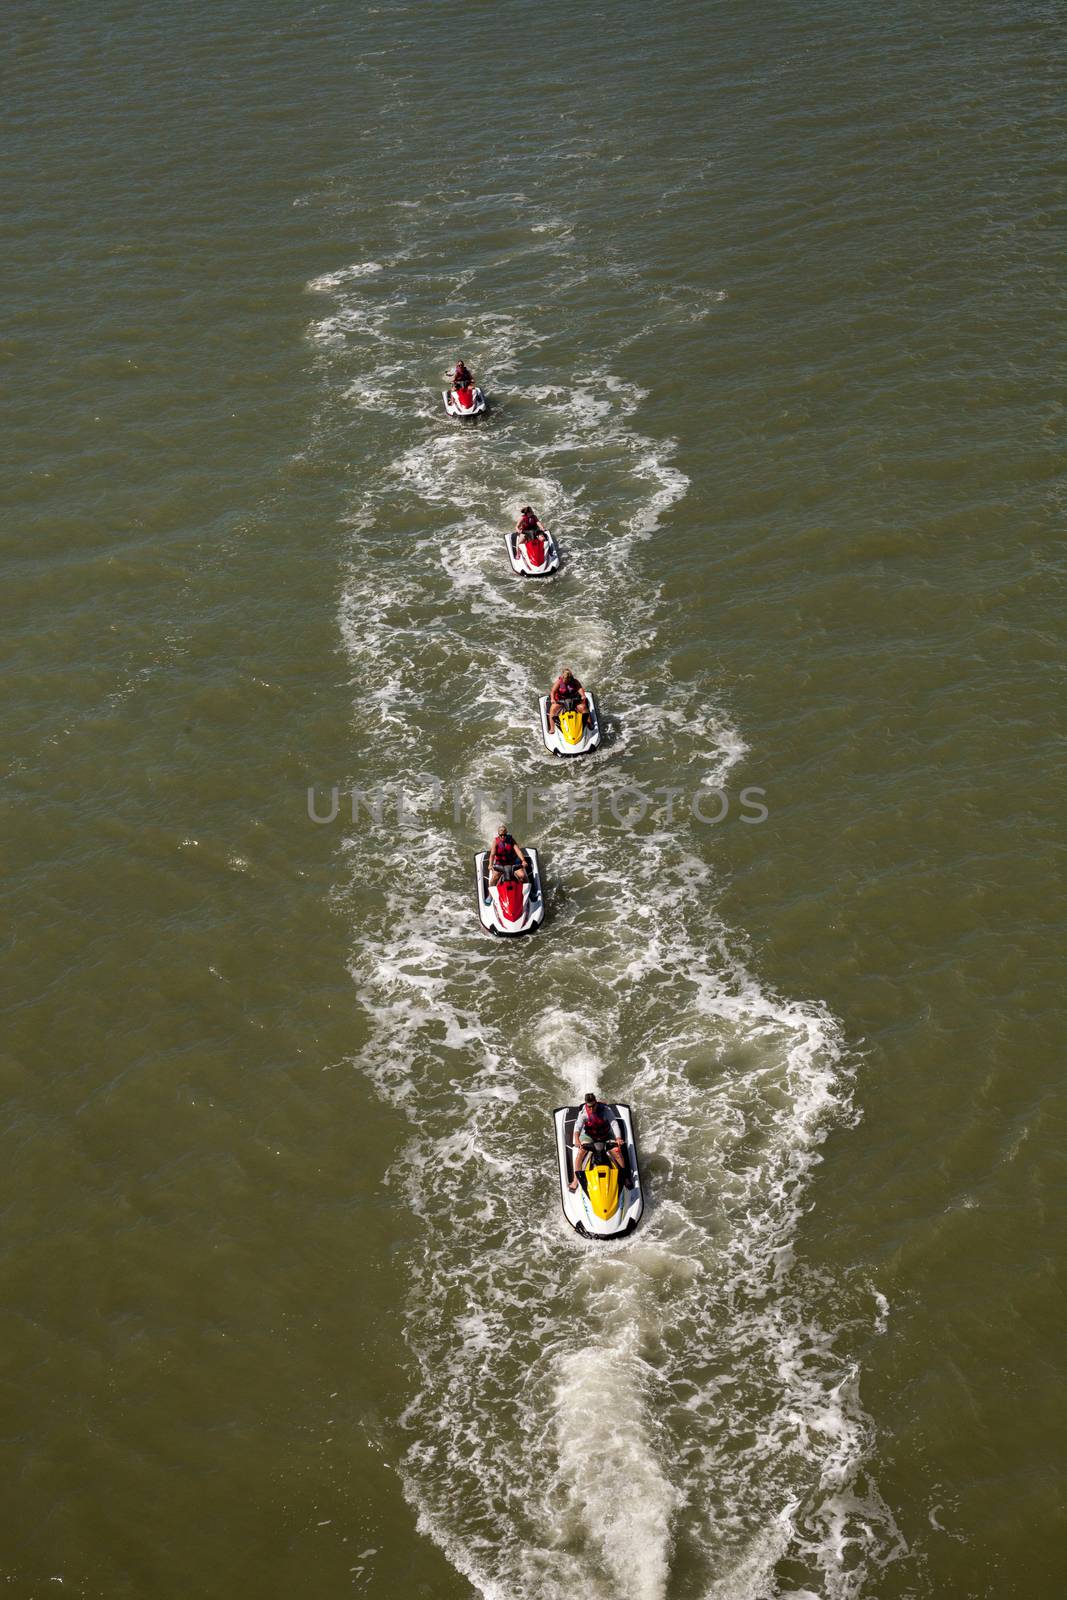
[
  {"left": 538, "top": 689, "right": 601, "bottom": 756},
  {"left": 554, "top": 1102, "right": 643, "bottom": 1239}
]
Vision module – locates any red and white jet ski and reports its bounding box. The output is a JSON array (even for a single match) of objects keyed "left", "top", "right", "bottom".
[
  {"left": 474, "top": 847, "right": 544, "bottom": 935},
  {"left": 443, "top": 383, "right": 487, "bottom": 418},
  {"left": 505, "top": 526, "right": 560, "bottom": 577}
]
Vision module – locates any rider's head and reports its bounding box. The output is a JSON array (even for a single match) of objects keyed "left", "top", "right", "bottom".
[
  {"left": 496, "top": 822, "right": 512, "bottom": 839},
  {"left": 584, "top": 1092, "right": 598, "bottom": 1106}
]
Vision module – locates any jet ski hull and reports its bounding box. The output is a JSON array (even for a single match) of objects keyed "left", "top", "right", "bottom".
[
  {"left": 505, "top": 529, "right": 560, "bottom": 577},
  {"left": 539, "top": 692, "right": 601, "bottom": 756},
  {"left": 554, "top": 1103, "right": 643, "bottom": 1239},
  {"left": 474, "top": 847, "right": 544, "bottom": 935},
  {"left": 443, "top": 387, "right": 487, "bottom": 417}
]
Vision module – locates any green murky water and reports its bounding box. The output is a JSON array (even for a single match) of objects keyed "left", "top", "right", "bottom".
[{"left": 4, "top": 3, "right": 1064, "bottom": 1595}]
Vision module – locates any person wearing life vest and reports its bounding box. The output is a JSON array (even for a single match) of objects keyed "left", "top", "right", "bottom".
[
  {"left": 516, "top": 506, "right": 547, "bottom": 561},
  {"left": 515, "top": 505, "right": 545, "bottom": 536},
  {"left": 569, "top": 1093, "right": 625, "bottom": 1190},
  {"left": 547, "top": 666, "right": 588, "bottom": 734},
  {"left": 488, "top": 822, "right": 530, "bottom": 888},
  {"left": 451, "top": 359, "right": 474, "bottom": 392}
]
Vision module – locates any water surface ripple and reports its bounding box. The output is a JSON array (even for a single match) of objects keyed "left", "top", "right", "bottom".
[{"left": 4, "top": 2, "right": 1064, "bottom": 1597}]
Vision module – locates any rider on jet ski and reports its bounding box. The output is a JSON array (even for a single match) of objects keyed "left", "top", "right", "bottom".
[
  {"left": 547, "top": 667, "right": 589, "bottom": 734},
  {"left": 450, "top": 359, "right": 474, "bottom": 392},
  {"left": 487, "top": 822, "right": 530, "bottom": 888},
  {"left": 569, "top": 1093, "right": 625, "bottom": 1190},
  {"left": 515, "top": 505, "right": 545, "bottom": 535},
  {"left": 515, "top": 506, "right": 547, "bottom": 558}
]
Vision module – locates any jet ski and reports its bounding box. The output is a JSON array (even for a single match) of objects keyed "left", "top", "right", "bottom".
[
  {"left": 554, "top": 1102, "right": 643, "bottom": 1240},
  {"left": 474, "top": 846, "right": 544, "bottom": 935},
  {"left": 443, "top": 383, "right": 487, "bottom": 418},
  {"left": 538, "top": 690, "right": 600, "bottom": 756},
  {"left": 505, "top": 526, "right": 560, "bottom": 577}
]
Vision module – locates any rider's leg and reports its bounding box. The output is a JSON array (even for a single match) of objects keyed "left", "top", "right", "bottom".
[{"left": 568, "top": 1141, "right": 589, "bottom": 1191}]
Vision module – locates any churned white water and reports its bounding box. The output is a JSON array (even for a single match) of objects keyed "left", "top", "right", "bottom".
[{"left": 311, "top": 186, "right": 903, "bottom": 1599}]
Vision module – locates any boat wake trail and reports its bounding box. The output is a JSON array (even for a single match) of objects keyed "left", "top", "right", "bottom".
[{"left": 309, "top": 187, "right": 904, "bottom": 1598}]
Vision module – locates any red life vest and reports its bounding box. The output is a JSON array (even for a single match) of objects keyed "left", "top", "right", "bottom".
[
  {"left": 491, "top": 836, "right": 518, "bottom": 867},
  {"left": 519, "top": 512, "right": 539, "bottom": 532},
  {"left": 554, "top": 674, "right": 580, "bottom": 700},
  {"left": 582, "top": 1103, "right": 611, "bottom": 1140}
]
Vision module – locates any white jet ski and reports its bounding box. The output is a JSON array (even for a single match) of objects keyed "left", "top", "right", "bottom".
[
  {"left": 443, "top": 384, "right": 487, "bottom": 418},
  {"left": 554, "top": 1103, "right": 643, "bottom": 1240},
  {"left": 538, "top": 690, "right": 600, "bottom": 756},
  {"left": 474, "top": 847, "right": 544, "bottom": 935},
  {"left": 505, "top": 527, "right": 560, "bottom": 577}
]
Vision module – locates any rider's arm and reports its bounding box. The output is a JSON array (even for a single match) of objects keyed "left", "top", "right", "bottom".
[{"left": 573, "top": 1108, "right": 587, "bottom": 1145}]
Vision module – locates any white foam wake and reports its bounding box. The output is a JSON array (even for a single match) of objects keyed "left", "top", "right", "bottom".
[{"left": 310, "top": 187, "right": 903, "bottom": 1599}]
